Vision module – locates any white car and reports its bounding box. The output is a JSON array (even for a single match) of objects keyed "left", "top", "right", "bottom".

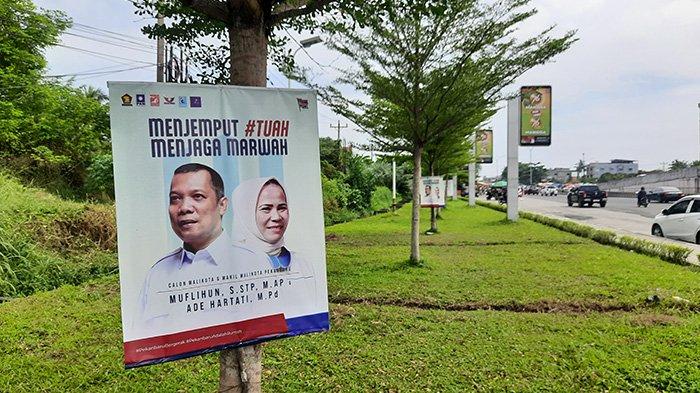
[
  {"left": 539, "top": 185, "right": 558, "bottom": 196},
  {"left": 651, "top": 195, "right": 700, "bottom": 243}
]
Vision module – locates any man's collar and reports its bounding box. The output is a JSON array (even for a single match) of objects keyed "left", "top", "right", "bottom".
[{"left": 177, "top": 229, "right": 228, "bottom": 269}]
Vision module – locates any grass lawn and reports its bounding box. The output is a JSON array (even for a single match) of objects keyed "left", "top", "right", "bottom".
[
  {"left": 0, "top": 173, "right": 117, "bottom": 297},
  {"left": 1, "top": 199, "right": 699, "bottom": 391}
]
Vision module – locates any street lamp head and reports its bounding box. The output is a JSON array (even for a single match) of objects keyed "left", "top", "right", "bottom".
[{"left": 300, "top": 36, "right": 322, "bottom": 48}]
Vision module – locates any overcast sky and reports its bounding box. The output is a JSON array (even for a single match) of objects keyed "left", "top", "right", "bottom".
[{"left": 34, "top": 0, "right": 700, "bottom": 177}]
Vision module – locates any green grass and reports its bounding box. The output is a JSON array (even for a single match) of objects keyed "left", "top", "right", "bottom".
[
  {"left": 1, "top": 277, "right": 698, "bottom": 392},
  {"left": 0, "top": 172, "right": 117, "bottom": 297},
  {"left": 2, "top": 197, "right": 700, "bottom": 391}
]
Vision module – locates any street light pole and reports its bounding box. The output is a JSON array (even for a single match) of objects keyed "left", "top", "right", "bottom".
[
  {"left": 287, "top": 36, "right": 322, "bottom": 88},
  {"left": 529, "top": 147, "right": 533, "bottom": 185}
]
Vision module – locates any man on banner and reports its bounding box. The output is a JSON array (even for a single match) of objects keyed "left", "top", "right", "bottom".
[{"left": 135, "top": 163, "right": 269, "bottom": 336}]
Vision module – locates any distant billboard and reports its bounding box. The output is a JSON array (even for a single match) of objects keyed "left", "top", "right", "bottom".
[
  {"left": 420, "top": 176, "right": 446, "bottom": 208},
  {"left": 475, "top": 129, "right": 493, "bottom": 163},
  {"left": 519, "top": 86, "right": 551, "bottom": 146},
  {"left": 446, "top": 179, "right": 455, "bottom": 198}
]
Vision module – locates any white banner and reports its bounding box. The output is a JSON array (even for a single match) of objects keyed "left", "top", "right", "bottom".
[
  {"left": 446, "top": 179, "right": 455, "bottom": 198},
  {"left": 108, "top": 82, "right": 328, "bottom": 368},
  {"left": 420, "top": 176, "right": 446, "bottom": 207}
]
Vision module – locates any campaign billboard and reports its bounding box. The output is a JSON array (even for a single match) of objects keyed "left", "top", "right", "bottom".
[
  {"left": 519, "top": 86, "right": 552, "bottom": 146},
  {"left": 420, "top": 176, "right": 446, "bottom": 207},
  {"left": 446, "top": 179, "right": 455, "bottom": 198},
  {"left": 475, "top": 129, "right": 493, "bottom": 163},
  {"left": 108, "top": 82, "right": 329, "bottom": 368}
]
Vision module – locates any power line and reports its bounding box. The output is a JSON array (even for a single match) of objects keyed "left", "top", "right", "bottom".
[
  {"left": 72, "top": 22, "right": 155, "bottom": 46},
  {"left": 47, "top": 63, "right": 157, "bottom": 78},
  {"left": 70, "top": 26, "right": 156, "bottom": 49},
  {"left": 57, "top": 44, "right": 153, "bottom": 65},
  {"left": 283, "top": 28, "right": 327, "bottom": 70},
  {"left": 63, "top": 31, "right": 155, "bottom": 54},
  {"left": 72, "top": 64, "right": 157, "bottom": 81},
  {"left": 45, "top": 63, "right": 151, "bottom": 78}
]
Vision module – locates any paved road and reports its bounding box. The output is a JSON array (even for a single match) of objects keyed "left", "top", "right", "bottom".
[
  {"left": 525, "top": 195, "right": 666, "bottom": 219},
  {"left": 513, "top": 194, "right": 700, "bottom": 263}
]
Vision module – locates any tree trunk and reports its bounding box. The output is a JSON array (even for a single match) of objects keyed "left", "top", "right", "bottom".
[
  {"left": 410, "top": 145, "right": 423, "bottom": 263},
  {"left": 220, "top": 16, "right": 267, "bottom": 393},
  {"left": 228, "top": 22, "right": 267, "bottom": 86},
  {"left": 429, "top": 169, "right": 437, "bottom": 232}
]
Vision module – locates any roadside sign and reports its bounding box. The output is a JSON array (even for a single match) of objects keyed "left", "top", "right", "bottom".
[
  {"left": 420, "top": 176, "right": 446, "bottom": 207},
  {"left": 108, "top": 82, "right": 329, "bottom": 368},
  {"left": 519, "top": 86, "right": 551, "bottom": 146},
  {"left": 475, "top": 129, "right": 493, "bottom": 163}
]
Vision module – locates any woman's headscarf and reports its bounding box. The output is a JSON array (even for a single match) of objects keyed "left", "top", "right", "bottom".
[{"left": 231, "top": 176, "right": 287, "bottom": 255}]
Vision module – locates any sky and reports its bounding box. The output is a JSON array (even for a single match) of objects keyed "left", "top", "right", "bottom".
[{"left": 34, "top": 0, "right": 700, "bottom": 178}]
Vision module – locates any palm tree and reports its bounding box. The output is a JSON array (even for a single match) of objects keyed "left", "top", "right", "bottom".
[{"left": 80, "top": 85, "right": 107, "bottom": 103}]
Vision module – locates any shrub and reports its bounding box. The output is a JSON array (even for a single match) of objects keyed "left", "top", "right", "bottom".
[
  {"left": 478, "top": 201, "right": 693, "bottom": 266},
  {"left": 84, "top": 153, "right": 114, "bottom": 199},
  {"left": 591, "top": 229, "right": 617, "bottom": 246},
  {"left": 370, "top": 186, "right": 393, "bottom": 212}
]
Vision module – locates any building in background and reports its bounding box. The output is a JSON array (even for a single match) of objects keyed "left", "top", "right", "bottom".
[
  {"left": 545, "top": 167, "right": 572, "bottom": 183},
  {"left": 585, "top": 159, "right": 638, "bottom": 178}
]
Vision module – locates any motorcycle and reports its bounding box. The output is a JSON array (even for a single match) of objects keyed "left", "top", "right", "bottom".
[
  {"left": 637, "top": 195, "right": 648, "bottom": 208},
  {"left": 498, "top": 190, "right": 507, "bottom": 204}
]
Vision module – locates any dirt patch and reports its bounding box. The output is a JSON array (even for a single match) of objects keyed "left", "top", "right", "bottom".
[
  {"left": 330, "top": 304, "right": 356, "bottom": 327},
  {"left": 630, "top": 314, "right": 682, "bottom": 327},
  {"left": 330, "top": 295, "right": 644, "bottom": 314},
  {"left": 32, "top": 206, "right": 117, "bottom": 252},
  {"left": 325, "top": 233, "right": 340, "bottom": 242}
]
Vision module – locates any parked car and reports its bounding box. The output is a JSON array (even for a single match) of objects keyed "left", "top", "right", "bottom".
[
  {"left": 651, "top": 195, "right": 700, "bottom": 243},
  {"left": 567, "top": 184, "right": 607, "bottom": 207},
  {"left": 647, "top": 186, "right": 684, "bottom": 203},
  {"left": 540, "top": 185, "right": 558, "bottom": 196}
]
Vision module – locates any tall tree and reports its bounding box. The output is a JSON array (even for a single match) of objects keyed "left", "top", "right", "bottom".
[
  {"left": 129, "top": 1, "right": 378, "bottom": 391},
  {"left": 0, "top": 0, "right": 70, "bottom": 153},
  {"left": 317, "top": 0, "right": 576, "bottom": 263},
  {"left": 501, "top": 162, "right": 546, "bottom": 184},
  {"left": 131, "top": 0, "right": 376, "bottom": 84},
  {"left": 0, "top": 1, "right": 110, "bottom": 193},
  {"left": 574, "top": 159, "right": 586, "bottom": 180},
  {"left": 670, "top": 159, "right": 689, "bottom": 171}
]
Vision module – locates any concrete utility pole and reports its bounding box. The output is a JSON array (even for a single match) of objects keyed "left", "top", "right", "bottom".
[
  {"left": 468, "top": 132, "right": 476, "bottom": 206},
  {"left": 529, "top": 147, "right": 533, "bottom": 185},
  {"left": 330, "top": 121, "right": 348, "bottom": 142},
  {"left": 392, "top": 158, "right": 397, "bottom": 210},
  {"left": 156, "top": 14, "right": 165, "bottom": 82},
  {"left": 506, "top": 97, "right": 519, "bottom": 221}
]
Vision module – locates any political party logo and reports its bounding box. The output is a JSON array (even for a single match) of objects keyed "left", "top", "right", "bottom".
[
  {"left": 178, "top": 96, "right": 188, "bottom": 107},
  {"left": 163, "top": 96, "right": 175, "bottom": 105},
  {"left": 190, "top": 96, "right": 202, "bottom": 108},
  {"left": 136, "top": 94, "right": 146, "bottom": 106},
  {"left": 297, "top": 98, "right": 309, "bottom": 110},
  {"left": 121, "top": 94, "right": 133, "bottom": 106},
  {"left": 150, "top": 94, "right": 160, "bottom": 107}
]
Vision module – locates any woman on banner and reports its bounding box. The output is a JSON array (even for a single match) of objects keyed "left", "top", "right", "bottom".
[{"left": 231, "top": 177, "right": 312, "bottom": 274}]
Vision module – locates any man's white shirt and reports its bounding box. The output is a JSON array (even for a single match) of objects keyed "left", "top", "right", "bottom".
[{"left": 133, "top": 231, "right": 270, "bottom": 339}]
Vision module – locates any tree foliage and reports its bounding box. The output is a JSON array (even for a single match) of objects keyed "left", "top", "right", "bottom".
[
  {"left": 314, "top": 0, "right": 576, "bottom": 262},
  {"left": 501, "top": 162, "right": 547, "bottom": 184},
  {"left": 0, "top": 0, "right": 110, "bottom": 194},
  {"left": 130, "top": 0, "right": 380, "bottom": 84},
  {"left": 669, "top": 159, "right": 689, "bottom": 171}
]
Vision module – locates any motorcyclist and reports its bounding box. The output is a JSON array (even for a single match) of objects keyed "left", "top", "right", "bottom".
[{"left": 637, "top": 186, "right": 647, "bottom": 206}]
